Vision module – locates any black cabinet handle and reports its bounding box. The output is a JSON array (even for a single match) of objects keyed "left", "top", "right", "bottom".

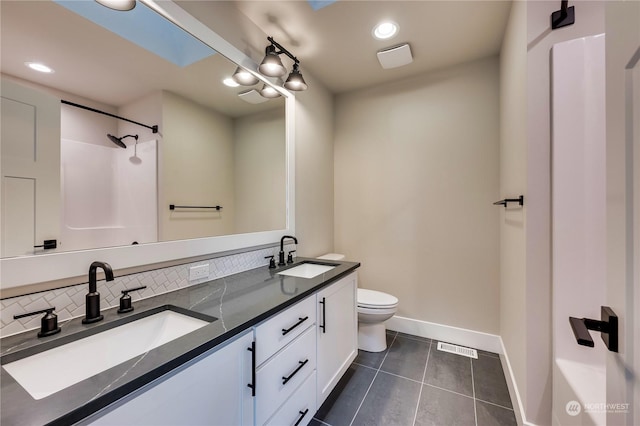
[
  {"left": 294, "top": 409, "right": 310, "bottom": 426},
  {"left": 319, "top": 297, "right": 326, "bottom": 334},
  {"left": 282, "top": 316, "right": 309, "bottom": 336},
  {"left": 282, "top": 359, "right": 309, "bottom": 385},
  {"left": 247, "top": 341, "right": 256, "bottom": 396}
]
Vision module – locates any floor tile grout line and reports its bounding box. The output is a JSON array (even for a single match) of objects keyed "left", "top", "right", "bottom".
[
  {"left": 475, "top": 398, "right": 515, "bottom": 412},
  {"left": 412, "top": 339, "right": 432, "bottom": 426},
  {"left": 376, "top": 368, "right": 424, "bottom": 385},
  {"left": 422, "top": 382, "right": 474, "bottom": 400},
  {"left": 348, "top": 333, "right": 398, "bottom": 426},
  {"left": 352, "top": 361, "right": 380, "bottom": 371},
  {"left": 470, "top": 358, "right": 478, "bottom": 426}
]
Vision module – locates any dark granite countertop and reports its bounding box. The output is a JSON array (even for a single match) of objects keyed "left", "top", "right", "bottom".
[{"left": 0, "top": 258, "right": 360, "bottom": 426}]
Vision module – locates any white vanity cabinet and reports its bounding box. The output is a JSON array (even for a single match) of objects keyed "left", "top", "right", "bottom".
[
  {"left": 316, "top": 272, "right": 358, "bottom": 406},
  {"left": 254, "top": 297, "right": 317, "bottom": 426},
  {"left": 80, "top": 271, "right": 358, "bottom": 426},
  {"left": 85, "top": 330, "right": 254, "bottom": 426}
]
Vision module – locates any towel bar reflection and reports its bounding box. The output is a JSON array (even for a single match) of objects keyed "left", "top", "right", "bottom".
[
  {"left": 169, "top": 204, "right": 223, "bottom": 211},
  {"left": 493, "top": 195, "right": 524, "bottom": 208}
]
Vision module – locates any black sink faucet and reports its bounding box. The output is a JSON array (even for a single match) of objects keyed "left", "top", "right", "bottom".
[
  {"left": 279, "top": 235, "right": 298, "bottom": 266},
  {"left": 82, "top": 261, "right": 114, "bottom": 324}
]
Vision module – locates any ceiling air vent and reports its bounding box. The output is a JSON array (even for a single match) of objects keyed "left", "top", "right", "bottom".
[{"left": 376, "top": 43, "right": 413, "bottom": 69}]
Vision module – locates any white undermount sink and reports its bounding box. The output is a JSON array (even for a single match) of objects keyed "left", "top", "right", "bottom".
[
  {"left": 277, "top": 262, "right": 336, "bottom": 279},
  {"left": 3, "top": 308, "right": 212, "bottom": 400}
]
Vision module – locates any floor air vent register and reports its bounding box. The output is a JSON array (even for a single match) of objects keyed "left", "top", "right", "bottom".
[{"left": 436, "top": 342, "right": 478, "bottom": 359}]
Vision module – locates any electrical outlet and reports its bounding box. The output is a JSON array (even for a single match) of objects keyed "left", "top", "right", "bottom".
[{"left": 189, "top": 264, "right": 209, "bottom": 281}]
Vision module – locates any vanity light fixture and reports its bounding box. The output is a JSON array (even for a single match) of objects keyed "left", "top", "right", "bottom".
[
  {"left": 259, "top": 84, "right": 281, "bottom": 99},
  {"left": 372, "top": 21, "right": 398, "bottom": 40},
  {"left": 94, "top": 0, "right": 136, "bottom": 11},
  {"left": 283, "top": 63, "right": 308, "bottom": 91},
  {"left": 231, "top": 66, "right": 259, "bottom": 86},
  {"left": 25, "top": 62, "right": 54, "bottom": 73},
  {"left": 223, "top": 77, "right": 240, "bottom": 88},
  {"left": 258, "top": 37, "right": 308, "bottom": 92}
]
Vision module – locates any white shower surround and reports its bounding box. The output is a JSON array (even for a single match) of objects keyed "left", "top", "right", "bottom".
[
  {"left": 551, "top": 34, "right": 606, "bottom": 426},
  {"left": 60, "top": 138, "right": 158, "bottom": 252}
]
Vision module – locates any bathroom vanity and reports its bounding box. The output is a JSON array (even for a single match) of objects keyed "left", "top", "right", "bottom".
[{"left": 0, "top": 259, "right": 359, "bottom": 426}]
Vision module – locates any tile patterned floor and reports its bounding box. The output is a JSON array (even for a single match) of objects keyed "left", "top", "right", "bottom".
[{"left": 312, "top": 331, "right": 517, "bottom": 426}]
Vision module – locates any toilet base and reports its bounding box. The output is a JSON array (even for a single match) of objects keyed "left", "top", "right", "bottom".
[{"left": 358, "top": 321, "right": 388, "bottom": 352}]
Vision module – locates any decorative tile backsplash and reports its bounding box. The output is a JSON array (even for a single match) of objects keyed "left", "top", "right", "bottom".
[{"left": 0, "top": 244, "right": 295, "bottom": 337}]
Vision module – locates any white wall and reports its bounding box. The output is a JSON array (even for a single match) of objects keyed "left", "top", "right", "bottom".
[
  {"left": 234, "top": 107, "right": 286, "bottom": 234},
  {"left": 498, "top": 0, "right": 528, "bottom": 422},
  {"left": 334, "top": 57, "right": 500, "bottom": 334},
  {"left": 520, "top": 2, "right": 604, "bottom": 424},
  {"left": 160, "top": 91, "right": 235, "bottom": 241},
  {"left": 294, "top": 71, "right": 335, "bottom": 257}
]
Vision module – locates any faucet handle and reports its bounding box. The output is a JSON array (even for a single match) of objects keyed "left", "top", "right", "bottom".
[
  {"left": 118, "top": 286, "right": 147, "bottom": 313},
  {"left": 287, "top": 250, "right": 296, "bottom": 264},
  {"left": 14, "top": 307, "right": 61, "bottom": 338},
  {"left": 265, "top": 255, "right": 277, "bottom": 269}
]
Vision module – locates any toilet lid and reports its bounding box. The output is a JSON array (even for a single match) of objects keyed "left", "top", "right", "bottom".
[{"left": 357, "top": 288, "right": 398, "bottom": 308}]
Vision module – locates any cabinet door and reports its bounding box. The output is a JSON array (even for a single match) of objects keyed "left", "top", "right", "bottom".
[
  {"left": 316, "top": 272, "right": 358, "bottom": 406},
  {"left": 86, "top": 331, "right": 254, "bottom": 426}
]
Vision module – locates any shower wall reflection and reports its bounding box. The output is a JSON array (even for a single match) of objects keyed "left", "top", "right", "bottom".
[{"left": 61, "top": 138, "right": 158, "bottom": 251}]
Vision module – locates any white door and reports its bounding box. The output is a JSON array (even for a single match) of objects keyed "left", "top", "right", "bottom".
[
  {"left": 1, "top": 77, "right": 60, "bottom": 257},
  {"left": 552, "top": 4, "right": 639, "bottom": 422},
  {"left": 604, "top": 2, "right": 640, "bottom": 425}
]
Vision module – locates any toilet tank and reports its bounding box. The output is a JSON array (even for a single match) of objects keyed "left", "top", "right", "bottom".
[{"left": 316, "top": 253, "right": 345, "bottom": 261}]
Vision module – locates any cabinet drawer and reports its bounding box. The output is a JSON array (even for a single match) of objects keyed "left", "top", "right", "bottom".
[
  {"left": 256, "top": 325, "right": 316, "bottom": 425},
  {"left": 265, "top": 370, "right": 316, "bottom": 426},
  {"left": 255, "top": 296, "right": 315, "bottom": 365}
]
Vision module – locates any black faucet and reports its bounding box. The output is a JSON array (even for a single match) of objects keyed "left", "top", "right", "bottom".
[
  {"left": 279, "top": 235, "right": 298, "bottom": 266},
  {"left": 82, "top": 261, "right": 114, "bottom": 324}
]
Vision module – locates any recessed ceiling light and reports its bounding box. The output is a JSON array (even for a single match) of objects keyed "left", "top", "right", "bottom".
[
  {"left": 94, "top": 0, "right": 136, "bottom": 11},
  {"left": 25, "top": 62, "right": 54, "bottom": 73},
  {"left": 372, "top": 21, "right": 398, "bottom": 40},
  {"left": 223, "top": 77, "right": 240, "bottom": 88}
]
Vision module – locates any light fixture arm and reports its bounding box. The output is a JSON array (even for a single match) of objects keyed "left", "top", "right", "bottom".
[{"left": 267, "top": 36, "right": 300, "bottom": 65}]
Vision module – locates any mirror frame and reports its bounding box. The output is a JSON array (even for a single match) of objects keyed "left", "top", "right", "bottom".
[{"left": 0, "top": 0, "right": 295, "bottom": 291}]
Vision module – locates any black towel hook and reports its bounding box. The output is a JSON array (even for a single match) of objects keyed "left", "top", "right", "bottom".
[{"left": 551, "top": 0, "right": 575, "bottom": 30}]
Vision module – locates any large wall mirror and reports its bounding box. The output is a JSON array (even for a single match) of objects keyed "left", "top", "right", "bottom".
[{"left": 0, "top": 0, "right": 295, "bottom": 292}]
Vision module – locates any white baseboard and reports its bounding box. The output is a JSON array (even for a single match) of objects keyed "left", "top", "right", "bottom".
[
  {"left": 498, "top": 338, "right": 535, "bottom": 426},
  {"left": 385, "top": 315, "right": 535, "bottom": 426},
  {"left": 386, "top": 315, "right": 503, "bottom": 353}
]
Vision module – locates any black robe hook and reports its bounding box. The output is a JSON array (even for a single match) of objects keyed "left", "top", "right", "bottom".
[{"left": 551, "top": 0, "right": 575, "bottom": 30}]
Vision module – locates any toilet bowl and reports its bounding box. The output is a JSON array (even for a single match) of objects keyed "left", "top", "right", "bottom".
[
  {"left": 316, "top": 253, "right": 399, "bottom": 353},
  {"left": 356, "top": 288, "right": 398, "bottom": 352}
]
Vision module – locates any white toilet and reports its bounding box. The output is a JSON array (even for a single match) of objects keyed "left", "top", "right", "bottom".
[{"left": 317, "top": 253, "right": 399, "bottom": 353}]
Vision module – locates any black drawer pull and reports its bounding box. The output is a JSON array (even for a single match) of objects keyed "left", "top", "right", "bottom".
[
  {"left": 282, "top": 316, "right": 309, "bottom": 336},
  {"left": 247, "top": 341, "right": 256, "bottom": 396},
  {"left": 294, "top": 408, "right": 310, "bottom": 426},
  {"left": 319, "top": 297, "right": 326, "bottom": 333},
  {"left": 282, "top": 359, "right": 309, "bottom": 385}
]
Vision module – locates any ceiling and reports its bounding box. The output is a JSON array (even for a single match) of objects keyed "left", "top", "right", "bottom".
[
  {"left": 0, "top": 0, "right": 284, "bottom": 118},
  {"left": 233, "top": 0, "right": 513, "bottom": 93},
  {"left": 0, "top": 0, "right": 512, "bottom": 113}
]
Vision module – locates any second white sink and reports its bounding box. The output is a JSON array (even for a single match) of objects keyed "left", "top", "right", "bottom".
[
  {"left": 278, "top": 263, "right": 336, "bottom": 279},
  {"left": 3, "top": 308, "right": 212, "bottom": 400}
]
